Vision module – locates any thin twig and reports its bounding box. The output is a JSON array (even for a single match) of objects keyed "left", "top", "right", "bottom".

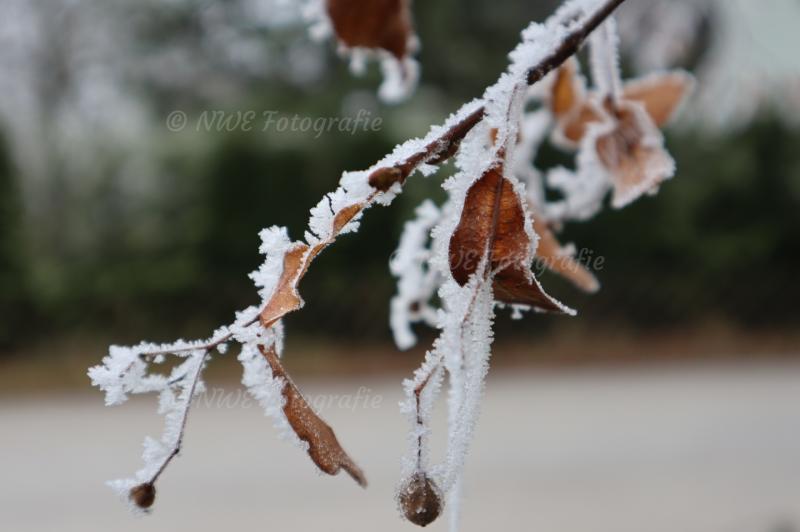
[
  {"left": 525, "top": 0, "right": 627, "bottom": 85},
  {"left": 411, "top": 361, "right": 443, "bottom": 468},
  {"left": 148, "top": 349, "right": 209, "bottom": 484},
  {"left": 136, "top": 319, "right": 257, "bottom": 360}
]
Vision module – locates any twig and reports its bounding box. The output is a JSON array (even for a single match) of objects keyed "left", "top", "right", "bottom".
[
  {"left": 525, "top": 0, "right": 627, "bottom": 85},
  {"left": 148, "top": 350, "right": 209, "bottom": 484},
  {"left": 411, "top": 361, "right": 443, "bottom": 469},
  {"left": 136, "top": 319, "right": 257, "bottom": 360}
]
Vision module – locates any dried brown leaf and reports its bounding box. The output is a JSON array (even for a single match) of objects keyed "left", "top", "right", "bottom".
[
  {"left": 550, "top": 58, "right": 582, "bottom": 118},
  {"left": 332, "top": 203, "right": 365, "bottom": 233},
  {"left": 259, "top": 243, "right": 310, "bottom": 328},
  {"left": 532, "top": 215, "right": 600, "bottom": 293},
  {"left": 549, "top": 59, "right": 605, "bottom": 146},
  {"left": 492, "top": 264, "right": 568, "bottom": 312},
  {"left": 326, "top": 0, "right": 413, "bottom": 59},
  {"left": 623, "top": 71, "right": 693, "bottom": 128},
  {"left": 449, "top": 166, "right": 526, "bottom": 284},
  {"left": 259, "top": 202, "right": 368, "bottom": 328},
  {"left": 550, "top": 62, "right": 691, "bottom": 145},
  {"left": 259, "top": 345, "right": 367, "bottom": 487},
  {"left": 595, "top": 102, "right": 674, "bottom": 208},
  {"left": 448, "top": 166, "right": 568, "bottom": 313}
]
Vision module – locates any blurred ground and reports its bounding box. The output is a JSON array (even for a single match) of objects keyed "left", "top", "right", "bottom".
[
  {"left": 2, "top": 358, "right": 799, "bottom": 532},
  {"left": 3, "top": 323, "right": 800, "bottom": 394}
]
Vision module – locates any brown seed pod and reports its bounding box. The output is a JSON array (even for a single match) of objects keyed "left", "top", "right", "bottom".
[
  {"left": 130, "top": 482, "right": 156, "bottom": 509},
  {"left": 398, "top": 472, "right": 442, "bottom": 527}
]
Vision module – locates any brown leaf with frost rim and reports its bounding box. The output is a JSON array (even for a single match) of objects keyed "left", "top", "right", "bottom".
[
  {"left": 595, "top": 101, "right": 675, "bottom": 209},
  {"left": 547, "top": 62, "right": 689, "bottom": 208},
  {"left": 532, "top": 215, "right": 600, "bottom": 293},
  {"left": 448, "top": 165, "right": 570, "bottom": 313},
  {"left": 258, "top": 344, "right": 367, "bottom": 487},
  {"left": 260, "top": 201, "right": 367, "bottom": 328},
  {"left": 260, "top": 243, "right": 310, "bottom": 328},
  {"left": 326, "top": 0, "right": 413, "bottom": 60},
  {"left": 549, "top": 61, "right": 692, "bottom": 146}
]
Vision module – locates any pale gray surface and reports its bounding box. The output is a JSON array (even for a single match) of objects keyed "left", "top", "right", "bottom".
[{"left": 2, "top": 360, "right": 800, "bottom": 532}]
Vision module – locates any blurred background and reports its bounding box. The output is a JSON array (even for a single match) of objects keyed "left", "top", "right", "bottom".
[{"left": 0, "top": 0, "right": 798, "bottom": 531}]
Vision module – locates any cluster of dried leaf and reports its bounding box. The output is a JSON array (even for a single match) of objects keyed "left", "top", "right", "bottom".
[{"left": 89, "top": 0, "right": 694, "bottom": 529}]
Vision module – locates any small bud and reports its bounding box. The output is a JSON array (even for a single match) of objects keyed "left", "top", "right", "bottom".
[
  {"left": 398, "top": 472, "right": 442, "bottom": 527},
  {"left": 130, "top": 482, "right": 156, "bottom": 509},
  {"left": 368, "top": 166, "right": 404, "bottom": 192}
]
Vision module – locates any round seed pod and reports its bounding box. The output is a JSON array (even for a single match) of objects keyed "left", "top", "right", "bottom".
[
  {"left": 398, "top": 472, "right": 442, "bottom": 527},
  {"left": 130, "top": 482, "right": 156, "bottom": 509}
]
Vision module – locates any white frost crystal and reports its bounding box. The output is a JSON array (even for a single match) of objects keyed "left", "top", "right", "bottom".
[{"left": 390, "top": 200, "right": 442, "bottom": 350}]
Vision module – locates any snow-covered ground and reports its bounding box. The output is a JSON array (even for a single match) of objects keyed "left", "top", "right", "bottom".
[{"left": 2, "top": 360, "right": 799, "bottom": 532}]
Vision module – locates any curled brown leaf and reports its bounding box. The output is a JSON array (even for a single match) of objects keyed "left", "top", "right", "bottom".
[
  {"left": 259, "top": 243, "right": 310, "bottom": 328},
  {"left": 258, "top": 344, "right": 367, "bottom": 487},
  {"left": 259, "top": 200, "right": 369, "bottom": 329}
]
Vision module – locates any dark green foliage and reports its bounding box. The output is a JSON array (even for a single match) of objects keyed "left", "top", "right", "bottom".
[{"left": 0, "top": 136, "right": 32, "bottom": 348}]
